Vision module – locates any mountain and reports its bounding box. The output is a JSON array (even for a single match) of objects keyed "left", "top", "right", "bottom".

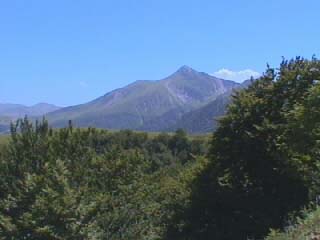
[
  {"left": 46, "top": 66, "right": 239, "bottom": 131},
  {"left": 0, "top": 103, "right": 61, "bottom": 118},
  {"left": 0, "top": 103, "right": 61, "bottom": 134}
]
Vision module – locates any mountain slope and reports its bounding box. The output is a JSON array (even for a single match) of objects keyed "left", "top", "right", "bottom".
[
  {"left": 168, "top": 92, "right": 231, "bottom": 134},
  {"left": 168, "top": 79, "right": 254, "bottom": 134},
  {"left": 47, "top": 66, "right": 239, "bottom": 130}
]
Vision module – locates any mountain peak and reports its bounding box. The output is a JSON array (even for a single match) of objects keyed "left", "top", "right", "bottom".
[{"left": 176, "top": 65, "right": 197, "bottom": 74}]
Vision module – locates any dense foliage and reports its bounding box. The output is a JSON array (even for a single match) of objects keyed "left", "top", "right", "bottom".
[{"left": 0, "top": 119, "right": 207, "bottom": 239}]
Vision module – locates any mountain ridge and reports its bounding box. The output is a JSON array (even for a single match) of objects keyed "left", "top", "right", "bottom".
[
  {"left": 0, "top": 102, "right": 61, "bottom": 118},
  {"left": 45, "top": 65, "right": 240, "bottom": 131},
  {"left": 0, "top": 66, "right": 254, "bottom": 134},
  {"left": 0, "top": 102, "right": 61, "bottom": 133}
]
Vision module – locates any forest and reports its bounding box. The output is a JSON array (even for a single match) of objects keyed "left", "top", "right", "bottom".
[{"left": 1, "top": 57, "right": 320, "bottom": 239}]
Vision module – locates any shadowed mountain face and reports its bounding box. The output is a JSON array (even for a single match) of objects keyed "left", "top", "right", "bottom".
[
  {"left": 168, "top": 79, "right": 255, "bottom": 134},
  {"left": 46, "top": 66, "right": 240, "bottom": 131},
  {"left": 167, "top": 92, "right": 232, "bottom": 134}
]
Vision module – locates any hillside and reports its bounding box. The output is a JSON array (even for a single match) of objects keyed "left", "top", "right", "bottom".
[
  {"left": 167, "top": 79, "right": 254, "bottom": 134},
  {"left": 46, "top": 66, "right": 239, "bottom": 131},
  {"left": 168, "top": 92, "right": 231, "bottom": 133}
]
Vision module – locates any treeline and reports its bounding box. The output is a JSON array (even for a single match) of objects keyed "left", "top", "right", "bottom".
[
  {"left": 0, "top": 120, "right": 208, "bottom": 239},
  {"left": 1, "top": 57, "right": 320, "bottom": 239}
]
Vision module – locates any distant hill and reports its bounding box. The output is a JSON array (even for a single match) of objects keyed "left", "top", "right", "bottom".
[
  {"left": 46, "top": 66, "right": 240, "bottom": 131},
  {"left": 0, "top": 103, "right": 61, "bottom": 118},
  {"left": 0, "top": 103, "right": 61, "bottom": 133}
]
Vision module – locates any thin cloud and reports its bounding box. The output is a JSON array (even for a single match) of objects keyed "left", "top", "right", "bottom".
[{"left": 213, "top": 68, "right": 261, "bottom": 83}]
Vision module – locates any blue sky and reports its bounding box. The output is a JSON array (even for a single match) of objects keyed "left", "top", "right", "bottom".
[{"left": 1, "top": 0, "right": 319, "bottom": 106}]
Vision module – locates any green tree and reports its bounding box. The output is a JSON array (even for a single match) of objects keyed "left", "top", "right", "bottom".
[{"left": 168, "top": 57, "right": 320, "bottom": 239}]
